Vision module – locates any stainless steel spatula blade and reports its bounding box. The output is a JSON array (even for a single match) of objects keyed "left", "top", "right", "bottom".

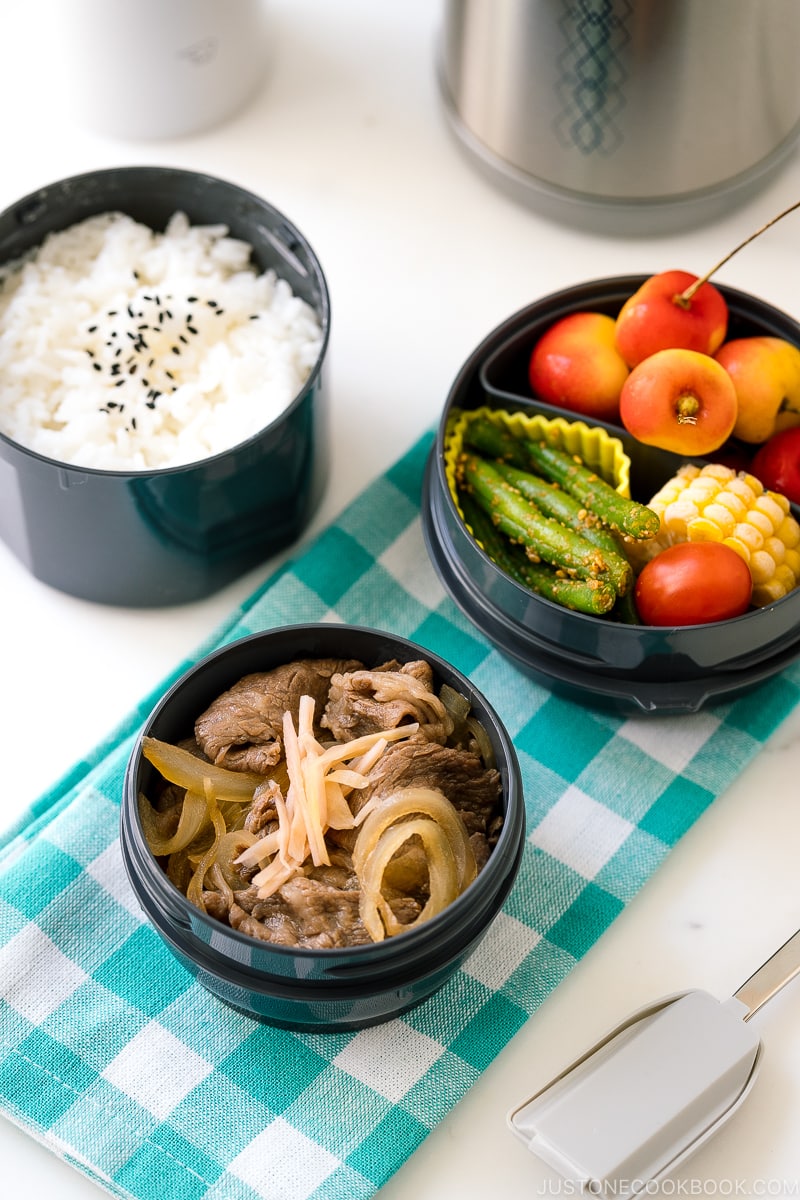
[{"left": 508, "top": 929, "right": 800, "bottom": 1195}]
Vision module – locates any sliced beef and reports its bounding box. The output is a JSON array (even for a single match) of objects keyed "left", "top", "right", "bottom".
[
  {"left": 203, "top": 891, "right": 231, "bottom": 923},
  {"left": 173, "top": 730, "right": 503, "bottom": 947},
  {"left": 243, "top": 780, "right": 282, "bottom": 835},
  {"left": 358, "top": 736, "right": 502, "bottom": 836},
  {"left": 224, "top": 867, "right": 423, "bottom": 947},
  {"left": 157, "top": 655, "right": 505, "bottom": 950},
  {"left": 321, "top": 659, "right": 454, "bottom": 744},
  {"left": 230, "top": 876, "right": 371, "bottom": 948},
  {"left": 144, "top": 796, "right": 182, "bottom": 844},
  {"left": 194, "top": 657, "right": 362, "bottom": 774}
]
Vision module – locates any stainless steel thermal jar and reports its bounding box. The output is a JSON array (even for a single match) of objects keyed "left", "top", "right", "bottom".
[{"left": 438, "top": 0, "right": 800, "bottom": 231}]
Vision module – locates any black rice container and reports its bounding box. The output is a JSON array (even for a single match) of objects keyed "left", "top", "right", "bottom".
[
  {"left": 422, "top": 275, "right": 800, "bottom": 716},
  {"left": 120, "top": 623, "right": 525, "bottom": 1031},
  {"left": 0, "top": 167, "right": 330, "bottom": 606}
]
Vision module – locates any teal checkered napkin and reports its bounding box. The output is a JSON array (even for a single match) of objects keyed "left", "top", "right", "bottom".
[{"left": 2, "top": 430, "right": 800, "bottom": 1200}]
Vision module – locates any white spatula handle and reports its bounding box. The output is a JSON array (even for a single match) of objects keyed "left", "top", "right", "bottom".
[{"left": 734, "top": 928, "right": 800, "bottom": 1020}]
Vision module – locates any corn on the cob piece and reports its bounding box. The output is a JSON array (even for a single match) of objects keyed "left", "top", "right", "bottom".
[{"left": 630, "top": 463, "right": 800, "bottom": 606}]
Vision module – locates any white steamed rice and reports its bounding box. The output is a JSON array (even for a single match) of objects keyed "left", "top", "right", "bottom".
[{"left": 0, "top": 211, "right": 324, "bottom": 470}]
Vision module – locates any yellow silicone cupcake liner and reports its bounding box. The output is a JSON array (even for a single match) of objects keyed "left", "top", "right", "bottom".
[{"left": 444, "top": 406, "right": 632, "bottom": 526}]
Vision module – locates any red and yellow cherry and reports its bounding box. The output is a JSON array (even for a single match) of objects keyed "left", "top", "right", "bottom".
[
  {"left": 714, "top": 336, "right": 800, "bottom": 444},
  {"left": 528, "top": 311, "right": 629, "bottom": 422},
  {"left": 619, "top": 347, "right": 738, "bottom": 456},
  {"left": 614, "top": 270, "right": 728, "bottom": 368}
]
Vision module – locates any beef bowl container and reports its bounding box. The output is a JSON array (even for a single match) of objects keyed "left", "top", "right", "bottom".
[
  {"left": 120, "top": 623, "right": 525, "bottom": 1031},
  {"left": 422, "top": 275, "right": 800, "bottom": 716},
  {"left": 0, "top": 166, "right": 330, "bottom": 606}
]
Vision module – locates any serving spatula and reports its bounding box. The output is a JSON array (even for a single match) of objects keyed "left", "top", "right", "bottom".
[{"left": 508, "top": 928, "right": 800, "bottom": 1196}]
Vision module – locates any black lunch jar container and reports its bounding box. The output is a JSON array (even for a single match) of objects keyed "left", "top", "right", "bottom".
[
  {"left": 120, "top": 623, "right": 526, "bottom": 1031},
  {"left": 0, "top": 166, "right": 330, "bottom": 607},
  {"left": 421, "top": 275, "right": 800, "bottom": 716}
]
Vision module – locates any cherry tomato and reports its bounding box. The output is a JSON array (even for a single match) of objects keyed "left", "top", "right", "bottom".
[{"left": 634, "top": 542, "right": 752, "bottom": 626}]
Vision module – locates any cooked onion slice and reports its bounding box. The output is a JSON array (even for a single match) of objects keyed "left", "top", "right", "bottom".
[
  {"left": 353, "top": 786, "right": 478, "bottom": 941},
  {"left": 186, "top": 786, "right": 228, "bottom": 911},
  {"left": 142, "top": 736, "right": 263, "bottom": 800},
  {"left": 214, "top": 829, "right": 258, "bottom": 889},
  {"left": 358, "top": 817, "right": 458, "bottom": 942},
  {"left": 465, "top": 715, "right": 495, "bottom": 769},
  {"left": 439, "top": 683, "right": 471, "bottom": 730},
  {"left": 138, "top": 789, "right": 209, "bottom": 857},
  {"left": 353, "top": 787, "right": 476, "bottom": 888}
]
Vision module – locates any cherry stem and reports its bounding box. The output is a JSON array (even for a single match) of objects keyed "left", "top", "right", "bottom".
[{"left": 678, "top": 198, "right": 800, "bottom": 306}]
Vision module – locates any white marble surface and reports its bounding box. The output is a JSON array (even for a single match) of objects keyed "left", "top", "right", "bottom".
[{"left": 2, "top": 3, "right": 800, "bottom": 1196}]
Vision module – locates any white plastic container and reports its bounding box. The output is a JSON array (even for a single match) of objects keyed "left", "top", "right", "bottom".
[{"left": 57, "top": 0, "right": 268, "bottom": 139}]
